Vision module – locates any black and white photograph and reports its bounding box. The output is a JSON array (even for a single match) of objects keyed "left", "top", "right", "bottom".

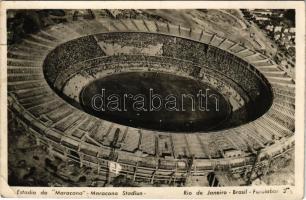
[{"left": 0, "top": 1, "right": 304, "bottom": 199}]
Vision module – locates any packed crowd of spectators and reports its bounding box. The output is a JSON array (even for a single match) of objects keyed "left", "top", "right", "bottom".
[
  {"left": 43, "top": 35, "right": 105, "bottom": 84},
  {"left": 45, "top": 33, "right": 268, "bottom": 96}
]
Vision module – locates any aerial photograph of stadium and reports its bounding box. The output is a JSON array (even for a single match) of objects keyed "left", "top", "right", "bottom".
[{"left": 7, "top": 9, "right": 295, "bottom": 187}]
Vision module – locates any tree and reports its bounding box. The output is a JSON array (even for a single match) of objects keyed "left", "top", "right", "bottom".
[{"left": 284, "top": 10, "right": 295, "bottom": 26}]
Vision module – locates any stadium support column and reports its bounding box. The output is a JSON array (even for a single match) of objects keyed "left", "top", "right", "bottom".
[
  {"left": 229, "top": 42, "right": 239, "bottom": 50},
  {"left": 247, "top": 150, "right": 261, "bottom": 185},
  {"left": 167, "top": 23, "right": 170, "bottom": 33},
  {"left": 78, "top": 145, "right": 84, "bottom": 168},
  {"left": 211, "top": 175, "right": 216, "bottom": 186},
  {"left": 142, "top": 20, "right": 150, "bottom": 32},
  {"left": 184, "top": 156, "right": 194, "bottom": 185},
  {"left": 106, "top": 162, "right": 111, "bottom": 184},
  {"left": 218, "top": 38, "right": 227, "bottom": 47},
  {"left": 169, "top": 163, "right": 178, "bottom": 185},
  {"left": 151, "top": 165, "right": 158, "bottom": 184},
  {"left": 194, "top": 160, "right": 197, "bottom": 175},
  {"left": 155, "top": 135, "right": 159, "bottom": 158},
  {"left": 136, "top": 130, "right": 143, "bottom": 154},
  {"left": 209, "top": 33, "right": 217, "bottom": 45},
  {"left": 199, "top": 30, "right": 204, "bottom": 41},
  {"left": 168, "top": 172, "right": 174, "bottom": 185},
  {"left": 96, "top": 152, "right": 100, "bottom": 175},
  {"left": 62, "top": 149, "right": 68, "bottom": 165},
  {"left": 173, "top": 162, "right": 178, "bottom": 183},
  {"left": 133, "top": 161, "right": 139, "bottom": 182},
  {"left": 35, "top": 137, "right": 40, "bottom": 146},
  {"left": 97, "top": 162, "right": 101, "bottom": 175},
  {"left": 154, "top": 21, "right": 159, "bottom": 32},
  {"left": 79, "top": 154, "right": 84, "bottom": 168},
  {"left": 169, "top": 135, "right": 176, "bottom": 158}
]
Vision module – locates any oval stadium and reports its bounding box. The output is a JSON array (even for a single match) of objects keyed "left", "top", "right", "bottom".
[{"left": 7, "top": 10, "right": 295, "bottom": 187}]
